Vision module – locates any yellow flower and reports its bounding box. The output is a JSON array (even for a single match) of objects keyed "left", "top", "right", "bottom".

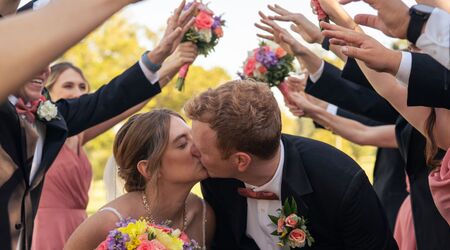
[
  {"left": 148, "top": 227, "right": 184, "bottom": 250},
  {"left": 118, "top": 220, "right": 148, "bottom": 250}
]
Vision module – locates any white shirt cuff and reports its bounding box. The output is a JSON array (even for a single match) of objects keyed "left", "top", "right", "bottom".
[
  {"left": 416, "top": 8, "right": 450, "bottom": 69},
  {"left": 395, "top": 51, "right": 412, "bottom": 86},
  {"left": 326, "top": 104, "right": 338, "bottom": 115},
  {"left": 139, "top": 58, "right": 160, "bottom": 84},
  {"left": 309, "top": 60, "right": 325, "bottom": 83}
]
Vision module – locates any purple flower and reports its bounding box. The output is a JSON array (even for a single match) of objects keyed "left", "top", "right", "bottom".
[
  {"left": 116, "top": 217, "right": 136, "bottom": 228},
  {"left": 183, "top": 1, "right": 194, "bottom": 11},
  {"left": 106, "top": 229, "right": 129, "bottom": 250},
  {"left": 255, "top": 49, "right": 279, "bottom": 68},
  {"left": 212, "top": 16, "right": 222, "bottom": 29}
]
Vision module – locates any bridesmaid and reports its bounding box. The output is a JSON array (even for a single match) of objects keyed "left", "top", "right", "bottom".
[{"left": 31, "top": 43, "right": 198, "bottom": 250}]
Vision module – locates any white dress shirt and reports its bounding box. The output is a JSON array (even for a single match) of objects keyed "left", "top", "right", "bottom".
[
  {"left": 416, "top": 8, "right": 450, "bottom": 70},
  {"left": 396, "top": 8, "right": 450, "bottom": 86},
  {"left": 245, "top": 142, "right": 289, "bottom": 250}
]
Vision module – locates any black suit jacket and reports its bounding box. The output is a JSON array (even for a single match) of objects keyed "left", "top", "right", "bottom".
[
  {"left": 0, "top": 62, "right": 161, "bottom": 250},
  {"left": 202, "top": 135, "right": 397, "bottom": 249},
  {"left": 407, "top": 53, "right": 450, "bottom": 109},
  {"left": 305, "top": 61, "right": 399, "bottom": 124}
]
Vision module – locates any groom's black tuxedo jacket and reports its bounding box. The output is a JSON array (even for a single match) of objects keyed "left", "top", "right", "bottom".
[
  {"left": 0, "top": 62, "right": 161, "bottom": 250},
  {"left": 202, "top": 135, "right": 397, "bottom": 250}
]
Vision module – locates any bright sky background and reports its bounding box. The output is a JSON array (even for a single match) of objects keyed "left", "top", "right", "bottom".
[{"left": 121, "top": 0, "right": 416, "bottom": 77}]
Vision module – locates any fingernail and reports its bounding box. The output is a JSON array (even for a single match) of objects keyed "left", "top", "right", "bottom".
[{"left": 341, "top": 47, "right": 348, "bottom": 53}]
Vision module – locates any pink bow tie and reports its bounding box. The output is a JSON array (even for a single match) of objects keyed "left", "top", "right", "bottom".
[{"left": 15, "top": 97, "right": 44, "bottom": 123}]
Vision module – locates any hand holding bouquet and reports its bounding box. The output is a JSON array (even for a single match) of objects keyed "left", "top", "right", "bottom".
[
  {"left": 175, "top": 1, "right": 225, "bottom": 91},
  {"left": 96, "top": 218, "right": 200, "bottom": 250}
]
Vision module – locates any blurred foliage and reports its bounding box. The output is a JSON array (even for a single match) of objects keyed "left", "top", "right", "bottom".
[{"left": 60, "top": 14, "right": 375, "bottom": 184}]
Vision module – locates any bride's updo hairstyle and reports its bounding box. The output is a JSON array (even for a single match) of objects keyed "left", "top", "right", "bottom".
[{"left": 113, "top": 109, "right": 184, "bottom": 192}]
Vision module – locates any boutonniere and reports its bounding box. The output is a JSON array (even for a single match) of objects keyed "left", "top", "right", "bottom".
[
  {"left": 269, "top": 197, "right": 314, "bottom": 248},
  {"left": 37, "top": 97, "right": 58, "bottom": 122}
]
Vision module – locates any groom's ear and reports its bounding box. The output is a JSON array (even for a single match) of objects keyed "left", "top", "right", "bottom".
[{"left": 233, "top": 152, "right": 252, "bottom": 173}]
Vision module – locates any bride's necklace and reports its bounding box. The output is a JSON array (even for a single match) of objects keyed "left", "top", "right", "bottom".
[{"left": 141, "top": 191, "right": 188, "bottom": 231}]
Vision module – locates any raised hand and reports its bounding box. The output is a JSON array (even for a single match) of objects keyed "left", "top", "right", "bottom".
[
  {"left": 151, "top": 1, "right": 197, "bottom": 64},
  {"left": 158, "top": 42, "right": 198, "bottom": 87},
  {"left": 338, "top": 0, "right": 409, "bottom": 38},
  {"left": 255, "top": 11, "right": 307, "bottom": 56},
  {"left": 321, "top": 22, "right": 402, "bottom": 75},
  {"left": 266, "top": 4, "right": 323, "bottom": 44}
]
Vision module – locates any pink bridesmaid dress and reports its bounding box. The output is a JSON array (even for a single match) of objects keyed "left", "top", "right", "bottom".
[
  {"left": 32, "top": 135, "right": 92, "bottom": 250},
  {"left": 429, "top": 149, "right": 450, "bottom": 225}
]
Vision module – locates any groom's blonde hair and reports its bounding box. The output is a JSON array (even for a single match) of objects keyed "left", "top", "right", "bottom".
[{"left": 185, "top": 80, "right": 281, "bottom": 159}]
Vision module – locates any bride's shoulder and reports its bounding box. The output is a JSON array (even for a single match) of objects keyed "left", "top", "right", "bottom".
[{"left": 186, "top": 193, "right": 215, "bottom": 223}]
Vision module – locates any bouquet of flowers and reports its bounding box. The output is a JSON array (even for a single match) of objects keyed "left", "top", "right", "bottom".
[
  {"left": 239, "top": 41, "right": 295, "bottom": 98},
  {"left": 176, "top": 1, "right": 225, "bottom": 91},
  {"left": 96, "top": 218, "right": 200, "bottom": 250},
  {"left": 269, "top": 198, "right": 314, "bottom": 248}
]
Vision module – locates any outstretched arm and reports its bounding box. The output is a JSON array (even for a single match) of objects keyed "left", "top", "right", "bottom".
[
  {"left": 0, "top": 0, "right": 140, "bottom": 102},
  {"left": 322, "top": 22, "right": 450, "bottom": 149},
  {"left": 285, "top": 85, "right": 397, "bottom": 148}
]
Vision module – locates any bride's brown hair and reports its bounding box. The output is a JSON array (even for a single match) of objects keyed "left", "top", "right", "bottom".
[{"left": 113, "top": 109, "right": 184, "bottom": 192}]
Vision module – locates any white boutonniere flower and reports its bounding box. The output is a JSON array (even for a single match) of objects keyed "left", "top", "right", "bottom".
[{"left": 37, "top": 100, "right": 58, "bottom": 122}]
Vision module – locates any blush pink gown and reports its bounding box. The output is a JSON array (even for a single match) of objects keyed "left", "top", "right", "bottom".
[{"left": 32, "top": 135, "right": 92, "bottom": 250}]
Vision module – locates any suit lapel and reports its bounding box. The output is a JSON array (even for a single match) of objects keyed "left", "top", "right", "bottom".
[
  {"left": 280, "top": 136, "right": 313, "bottom": 221},
  {"left": 30, "top": 113, "right": 67, "bottom": 189},
  {"left": 228, "top": 180, "right": 249, "bottom": 244}
]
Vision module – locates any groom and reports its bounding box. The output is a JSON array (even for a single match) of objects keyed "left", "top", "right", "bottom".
[{"left": 185, "top": 80, "right": 397, "bottom": 249}]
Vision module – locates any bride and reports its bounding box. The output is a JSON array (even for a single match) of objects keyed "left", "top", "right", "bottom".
[{"left": 65, "top": 109, "right": 215, "bottom": 249}]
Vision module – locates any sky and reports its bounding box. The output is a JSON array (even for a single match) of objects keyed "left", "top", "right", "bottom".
[{"left": 121, "top": 0, "right": 416, "bottom": 77}]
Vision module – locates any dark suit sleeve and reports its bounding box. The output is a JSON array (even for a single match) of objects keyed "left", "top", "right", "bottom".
[
  {"left": 341, "top": 58, "right": 374, "bottom": 90},
  {"left": 407, "top": 53, "right": 450, "bottom": 109},
  {"left": 56, "top": 62, "right": 161, "bottom": 136},
  {"left": 339, "top": 170, "right": 398, "bottom": 250},
  {"left": 305, "top": 61, "right": 398, "bottom": 124}
]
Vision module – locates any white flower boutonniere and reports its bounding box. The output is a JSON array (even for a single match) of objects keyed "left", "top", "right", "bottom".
[{"left": 37, "top": 100, "right": 58, "bottom": 122}]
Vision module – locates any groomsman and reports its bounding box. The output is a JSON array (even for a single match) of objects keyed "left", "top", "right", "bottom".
[
  {"left": 185, "top": 80, "right": 397, "bottom": 250},
  {"left": 0, "top": 3, "right": 195, "bottom": 248}
]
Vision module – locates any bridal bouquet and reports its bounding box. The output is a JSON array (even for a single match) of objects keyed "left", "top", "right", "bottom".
[
  {"left": 176, "top": 1, "right": 225, "bottom": 91},
  {"left": 96, "top": 218, "right": 200, "bottom": 250},
  {"left": 239, "top": 41, "right": 295, "bottom": 98}
]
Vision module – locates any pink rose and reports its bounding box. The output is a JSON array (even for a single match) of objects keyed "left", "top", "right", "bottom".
[
  {"left": 285, "top": 214, "right": 299, "bottom": 228},
  {"left": 179, "top": 232, "right": 190, "bottom": 243},
  {"left": 95, "top": 240, "right": 108, "bottom": 250},
  {"left": 137, "top": 240, "right": 167, "bottom": 250},
  {"left": 195, "top": 11, "right": 214, "bottom": 29},
  {"left": 257, "top": 65, "right": 268, "bottom": 74},
  {"left": 138, "top": 233, "right": 148, "bottom": 242},
  {"left": 275, "top": 47, "right": 287, "bottom": 58},
  {"left": 289, "top": 229, "right": 306, "bottom": 248},
  {"left": 277, "top": 216, "right": 286, "bottom": 233},
  {"left": 244, "top": 57, "right": 256, "bottom": 76}
]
